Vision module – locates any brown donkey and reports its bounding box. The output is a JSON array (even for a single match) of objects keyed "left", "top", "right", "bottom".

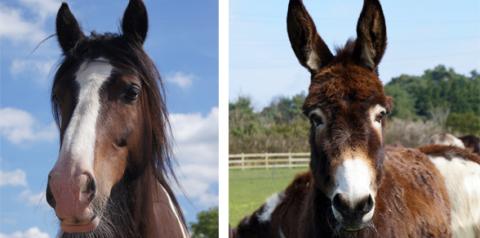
[
  {"left": 233, "top": 0, "right": 480, "bottom": 237},
  {"left": 46, "top": 1, "right": 188, "bottom": 237}
]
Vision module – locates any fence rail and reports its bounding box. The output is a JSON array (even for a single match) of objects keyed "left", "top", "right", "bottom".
[{"left": 229, "top": 152, "right": 310, "bottom": 169}]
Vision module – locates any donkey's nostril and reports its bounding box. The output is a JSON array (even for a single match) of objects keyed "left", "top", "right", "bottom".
[
  {"left": 356, "top": 195, "right": 374, "bottom": 214},
  {"left": 333, "top": 193, "right": 374, "bottom": 218},
  {"left": 333, "top": 193, "right": 351, "bottom": 215}
]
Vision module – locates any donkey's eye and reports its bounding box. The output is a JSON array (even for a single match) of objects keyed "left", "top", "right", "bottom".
[
  {"left": 123, "top": 84, "right": 141, "bottom": 102},
  {"left": 310, "top": 113, "right": 324, "bottom": 126},
  {"left": 375, "top": 111, "right": 387, "bottom": 122},
  {"left": 308, "top": 109, "right": 326, "bottom": 128}
]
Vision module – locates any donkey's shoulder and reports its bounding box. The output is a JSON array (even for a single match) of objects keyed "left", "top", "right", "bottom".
[{"left": 232, "top": 171, "right": 311, "bottom": 238}]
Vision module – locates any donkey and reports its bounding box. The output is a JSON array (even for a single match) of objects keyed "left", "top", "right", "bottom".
[
  {"left": 459, "top": 135, "right": 480, "bottom": 155},
  {"left": 233, "top": 0, "right": 480, "bottom": 237},
  {"left": 46, "top": 1, "right": 188, "bottom": 237},
  {"left": 429, "top": 133, "right": 465, "bottom": 149}
]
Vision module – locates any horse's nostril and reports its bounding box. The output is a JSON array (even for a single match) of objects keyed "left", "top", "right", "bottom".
[
  {"left": 46, "top": 182, "right": 56, "bottom": 208},
  {"left": 83, "top": 173, "right": 96, "bottom": 203}
]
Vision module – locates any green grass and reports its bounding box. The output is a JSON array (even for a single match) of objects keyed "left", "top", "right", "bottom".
[{"left": 229, "top": 167, "right": 307, "bottom": 226}]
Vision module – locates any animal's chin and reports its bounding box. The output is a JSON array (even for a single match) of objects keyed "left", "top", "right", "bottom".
[
  {"left": 61, "top": 216, "right": 100, "bottom": 233},
  {"left": 337, "top": 221, "right": 371, "bottom": 233}
]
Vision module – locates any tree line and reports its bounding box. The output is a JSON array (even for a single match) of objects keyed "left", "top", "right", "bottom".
[{"left": 230, "top": 65, "right": 480, "bottom": 153}]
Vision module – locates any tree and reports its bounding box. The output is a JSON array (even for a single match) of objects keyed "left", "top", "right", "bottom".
[
  {"left": 190, "top": 207, "right": 218, "bottom": 238},
  {"left": 385, "top": 65, "right": 479, "bottom": 135}
]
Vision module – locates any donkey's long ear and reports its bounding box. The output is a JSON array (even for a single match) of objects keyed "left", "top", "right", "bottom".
[
  {"left": 287, "top": 0, "right": 333, "bottom": 73},
  {"left": 56, "top": 3, "right": 84, "bottom": 53},
  {"left": 354, "top": 0, "right": 387, "bottom": 70},
  {"left": 122, "top": 0, "right": 148, "bottom": 45}
]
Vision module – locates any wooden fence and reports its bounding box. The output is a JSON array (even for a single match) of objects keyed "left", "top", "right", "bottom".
[{"left": 229, "top": 152, "right": 310, "bottom": 169}]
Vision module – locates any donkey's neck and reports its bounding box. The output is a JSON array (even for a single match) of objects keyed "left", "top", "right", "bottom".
[
  {"left": 300, "top": 187, "right": 336, "bottom": 237},
  {"left": 130, "top": 164, "right": 188, "bottom": 238}
]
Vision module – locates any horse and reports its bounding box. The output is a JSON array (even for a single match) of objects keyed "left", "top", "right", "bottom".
[
  {"left": 429, "top": 133, "right": 465, "bottom": 149},
  {"left": 232, "top": 0, "right": 480, "bottom": 237},
  {"left": 45, "top": 1, "right": 189, "bottom": 237}
]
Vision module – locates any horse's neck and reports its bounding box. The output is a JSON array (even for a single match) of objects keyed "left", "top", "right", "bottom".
[{"left": 131, "top": 165, "right": 188, "bottom": 238}]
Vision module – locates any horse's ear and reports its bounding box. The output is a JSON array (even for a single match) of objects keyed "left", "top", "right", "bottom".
[
  {"left": 122, "top": 0, "right": 148, "bottom": 45},
  {"left": 287, "top": 0, "right": 333, "bottom": 73},
  {"left": 354, "top": 0, "right": 387, "bottom": 70},
  {"left": 56, "top": 3, "right": 84, "bottom": 53}
]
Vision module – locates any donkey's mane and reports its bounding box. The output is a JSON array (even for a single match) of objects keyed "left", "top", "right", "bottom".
[
  {"left": 332, "top": 39, "right": 357, "bottom": 64},
  {"left": 50, "top": 32, "right": 186, "bottom": 227}
]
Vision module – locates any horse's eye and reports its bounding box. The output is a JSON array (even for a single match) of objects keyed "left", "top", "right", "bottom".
[
  {"left": 123, "top": 84, "right": 141, "bottom": 102},
  {"left": 375, "top": 111, "right": 387, "bottom": 122}
]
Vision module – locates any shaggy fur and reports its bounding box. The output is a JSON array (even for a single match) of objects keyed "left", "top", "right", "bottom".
[
  {"left": 459, "top": 135, "right": 480, "bottom": 155},
  {"left": 232, "top": 0, "right": 462, "bottom": 237}
]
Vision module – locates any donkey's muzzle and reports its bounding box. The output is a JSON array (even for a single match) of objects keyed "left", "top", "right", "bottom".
[{"left": 332, "top": 193, "right": 374, "bottom": 230}]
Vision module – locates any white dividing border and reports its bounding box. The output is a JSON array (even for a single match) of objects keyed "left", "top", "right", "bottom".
[{"left": 218, "top": 0, "right": 230, "bottom": 236}]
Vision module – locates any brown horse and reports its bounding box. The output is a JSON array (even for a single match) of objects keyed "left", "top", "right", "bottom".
[
  {"left": 233, "top": 0, "right": 480, "bottom": 237},
  {"left": 46, "top": 1, "right": 188, "bottom": 237}
]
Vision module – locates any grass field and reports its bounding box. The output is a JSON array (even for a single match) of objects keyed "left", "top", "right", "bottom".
[{"left": 229, "top": 167, "right": 308, "bottom": 226}]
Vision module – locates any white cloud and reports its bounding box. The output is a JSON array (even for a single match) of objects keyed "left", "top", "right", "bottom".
[
  {"left": 0, "top": 107, "right": 57, "bottom": 144},
  {"left": 0, "top": 227, "right": 50, "bottom": 238},
  {"left": 20, "top": 190, "right": 48, "bottom": 208},
  {"left": 0, "top": 4, "right": 45, "bottom": 44},
  {"left": 170, "top": 108, "right": 218, "bottom": 207},
  {"left": 18, "top": 0, "right": 60, "bottom": 20},
  {"left": 10, "top": 59, "right": 56, "bottom": 83},
  {"left": 0, "top": 0, "right": 60, "bottom": 43},
  {"left": 165, "top": 72, "right": 195, "bottom": 89},
  {"left": 0, "top": 169, "right": 27, "bottom": 187}
]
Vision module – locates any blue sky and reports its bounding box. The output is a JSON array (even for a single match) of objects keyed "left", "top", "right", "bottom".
[
  {"left": 230, "top": 0, "right": 480, "bottom": 109},
  {"left": 0, "top": 0, "right": 218, "bottom": 237}
]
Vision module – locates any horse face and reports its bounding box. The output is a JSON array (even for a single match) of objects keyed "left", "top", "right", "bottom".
[
  {"left": 287, "top": 0, "right": 389, "bottom": 231},
  {"left": 46, "top": 0, "right": 148, "bottom": 233}
]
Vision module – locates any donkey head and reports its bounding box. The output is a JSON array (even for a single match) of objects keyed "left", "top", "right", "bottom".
[{"left": 288, "top": 0, "right": 391, "bottom": 231}]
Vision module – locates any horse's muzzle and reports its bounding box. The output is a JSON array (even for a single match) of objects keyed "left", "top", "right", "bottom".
[{"left": 47, "top": 170, "right": 98, "bottom": 232}]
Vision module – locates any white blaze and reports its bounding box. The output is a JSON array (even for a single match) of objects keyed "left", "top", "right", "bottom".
[
  {"left": 332, "top": 157, "right": 375, "bottom": 221},
  {"left": 57, "top": 59, "right": 113, "bottom": 172}
]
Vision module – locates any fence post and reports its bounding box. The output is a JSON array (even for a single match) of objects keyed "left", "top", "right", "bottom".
[
  {"left": 241, "top": 153, "right": 245, "bottom": 170},
  {"left": 265, "top": 153, "right": 269, "bottom": 170},
  {"left": 288, "top": 153, "right": 292, "bottom": 168}
]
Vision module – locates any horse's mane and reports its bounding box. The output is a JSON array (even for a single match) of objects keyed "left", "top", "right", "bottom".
[{"left": 50, "top": 32, "right": 186, "bottom": 227}]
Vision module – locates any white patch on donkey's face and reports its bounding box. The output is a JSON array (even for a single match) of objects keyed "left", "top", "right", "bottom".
[
  {"left": 331, "top": 155, "right": 375, "bottom": 222},
  {"left": 55, "top": 59, "right": 113, "bottom": 174}
]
